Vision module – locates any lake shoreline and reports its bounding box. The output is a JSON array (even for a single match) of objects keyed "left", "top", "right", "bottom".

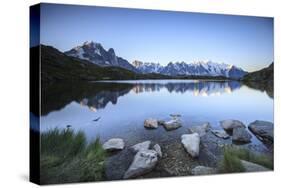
[{"left": 104, "top": 119, "right": 273, "bottom": 180}]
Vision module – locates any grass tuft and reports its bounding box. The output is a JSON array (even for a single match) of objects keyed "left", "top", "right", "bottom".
[
  {"left": 219, "top": 146, "right": 273, "bottom": 173},
  {"left": 219, "top": 147, "right": 245, "bottom": 173},
  {"left": 40, "top": 128, "right": 106, "bottom": 184}
]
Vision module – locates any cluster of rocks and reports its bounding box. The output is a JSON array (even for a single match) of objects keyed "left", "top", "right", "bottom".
[
  {"left": 219, "top": 120, "right": 252, "bottom": 143},
  {"left": 102, "top": 118, "right": 273, "bottom": 179},
  {"left": 102, "top": 138, "right": 162, "bottom": 179},
  {"left": 144, "top": 114, "right": 182, "bottom": 131},
  {"left": 211, "top": 119, "right": 273, "bottom": 146}
]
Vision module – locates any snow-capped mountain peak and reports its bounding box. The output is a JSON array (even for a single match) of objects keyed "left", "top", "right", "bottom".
[
  {"left": 132, "top": 60, "right": 247, "bottom": 79},
  {"left": 64, "top": 41, "right": 138, "bottom": 72}
]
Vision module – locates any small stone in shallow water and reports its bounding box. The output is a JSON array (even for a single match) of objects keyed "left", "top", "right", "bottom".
[
  {"left": 170, "top": 114, "right": 181, "bottom": 117},
  {"left": 163, "top": 119, "right": 182, "bottom": 131},
  {"left": 144, "top": 118, "right": 158, "bottom": 129},
  {"left": 211, "top": 130, "right": 230, "bottom": 139},
  {"left": 189, "top": 123, "right": 211, "bottom": 137},
  {"left": 102, "top": 138, "right": 125, "bottom": 151},
  {"left": 153, "top": 144, "right": 162, "bottom": 158}
]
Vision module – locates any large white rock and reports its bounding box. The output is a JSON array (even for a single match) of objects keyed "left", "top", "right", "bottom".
[
  {"left": 123, "top": 149, "right": 158, "bottom": 179},
  {"left": 102, "top": 138, "right": 125, "bottom": 151},
  {"left": 131, "top": 141, "right": 151, "bottom": 153},
  {"left": 153, "top": 144, "right": 162, "bottom": 158},
  {"left": 181, "top": 133, "right": 200, "bottom": 158},
  {"left": 220, "top": 120, "right": 245, "bottom": 132},
  {"left": 144, "top": 118, "right": 158, "bottom": 129}
]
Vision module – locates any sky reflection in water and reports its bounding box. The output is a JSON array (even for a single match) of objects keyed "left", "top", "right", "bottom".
[{"left": 41, "top": 80, "right": 273, "bottom": 144}]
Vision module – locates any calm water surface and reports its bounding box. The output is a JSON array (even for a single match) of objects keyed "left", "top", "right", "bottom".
[{"left": 41, "top": 80, "right": 273, "bottom": 146}]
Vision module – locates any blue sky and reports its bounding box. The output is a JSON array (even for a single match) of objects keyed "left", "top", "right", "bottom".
[{"left": 39, "top": 3, "right": 273, "bottom": 72}]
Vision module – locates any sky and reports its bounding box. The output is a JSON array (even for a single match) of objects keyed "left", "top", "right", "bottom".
[{"left": 38, "top": 3, "right": 273, "bottom": 72}]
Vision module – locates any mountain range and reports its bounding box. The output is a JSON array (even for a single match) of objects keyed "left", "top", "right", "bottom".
[
  {"left": 64, "top": 41, "right": 247, "bottom": 79},
  {"left": 132, "top": 60, "right": 247, "bottom": 79}
]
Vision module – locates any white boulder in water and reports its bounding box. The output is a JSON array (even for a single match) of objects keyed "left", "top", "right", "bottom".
[
  {"left": 181, "top": 133, "right": 200, "bottom": 158},
  {"left": 123, "top": 149, "right": 158, "bottom": 179},
  {"left": 102, "top": 138, "right": 125, "bottom": 151}
]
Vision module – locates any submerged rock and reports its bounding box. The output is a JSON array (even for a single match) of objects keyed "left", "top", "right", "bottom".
[
  {"left": 248, "top": 120, "right": 273, "bottom": 144},
  {"left": 123, "top": 149, "right": 158, "bottom": 179},
  {"left": 157, "top": 120, "right": 166, "bottom": 126},
  {"left": 211, "top": 129, "right": 230, "bottom": 139},
  {"left": 220, "top": 120, "right": 245, "bottom": 132},
  {"left": 241, "top": 160, "right": 270, "bottom": 172},
  {"left": 163, "top": 119, "right": 182, "bottom": 131},
  {"left": 102, "top": 138, "right": 125, "bottom": 151},
  {"left": 131, "top": 141, "right": 151, "bottom": 153},
  {"left": 181, "top": 133, "right": 200, "bottom": 158},
  {"left": 232, "top": 127, "right": 252, "bottom": 143},
  {"left": 144, "top": 118, "right": 158, "bottom": 129},
  {"left": 170, "top": 114, "right": 181, "bottom": 119},
  {"left": 189, "top": 123, "right": 211, "bottom": 137},
  {"left": 191, "top": 166, "right": 216, "bottom": 175},
  {"left": 153, "top": 144, "right": 162, "bottom": 158}
]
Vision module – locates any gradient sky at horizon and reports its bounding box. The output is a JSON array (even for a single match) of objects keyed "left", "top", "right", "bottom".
[{"left": 39, "top": 3, "right": 273, "bottom": 72}]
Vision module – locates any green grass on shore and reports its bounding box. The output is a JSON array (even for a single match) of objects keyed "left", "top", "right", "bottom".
[
  {"left": 40, "top": 128, "right": 106, "bottom": 184},
  {"left": 219, "top": 146, "right": 273, "bottom": 173}
]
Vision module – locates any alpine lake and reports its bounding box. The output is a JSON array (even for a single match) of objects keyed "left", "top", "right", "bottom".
[{"left": 41, "top": 79, "right": 273, "bottom": 179}]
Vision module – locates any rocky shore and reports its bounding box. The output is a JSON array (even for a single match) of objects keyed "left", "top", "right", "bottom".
[{"left": 102, "top": 116, "right": 273, "bottom": 180}]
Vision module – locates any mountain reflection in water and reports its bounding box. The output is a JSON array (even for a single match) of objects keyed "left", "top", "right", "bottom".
[
  {"left": 42, "top": 80, "right": 257, "bottom": 115},
  {"left": 41, "top": 79, "right": 273, "bottom": 159},
  {"left": 131, "top": 81, "right": 241, "bottom": 96}
]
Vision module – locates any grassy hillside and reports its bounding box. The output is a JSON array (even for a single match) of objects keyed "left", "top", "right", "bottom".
[
  {"left": 242, "top": 63, "right": 273, "bottom": 82},
  {"left": 241, "top": 63, "right": 273, "bottom": 98},
  {"left": 31, "top": 45, "right": 137, "bottom": 84}
]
